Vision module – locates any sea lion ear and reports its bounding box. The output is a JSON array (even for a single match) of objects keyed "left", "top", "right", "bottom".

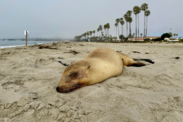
[{"left": 87, "top": 66, "right": 90, "bottom": 69}]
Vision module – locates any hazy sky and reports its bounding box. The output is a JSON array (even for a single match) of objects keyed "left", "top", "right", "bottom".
[{"left": 0, "top": 0, "right": 183, "bottom": 39}]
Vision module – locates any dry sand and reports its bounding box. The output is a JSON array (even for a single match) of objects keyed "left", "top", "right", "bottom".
[{"left": 0, "top": 42, "right": 183, "bottom": 122}]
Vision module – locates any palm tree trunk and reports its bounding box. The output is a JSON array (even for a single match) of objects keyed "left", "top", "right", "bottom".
[
  {"left": 108, "top": 29, "right": 109, "bottom": 37},
  {"left": 126, "top": 22, "right": 127, "bottom": 37},
  {"left": 130, "top": 23, "right": 131, "bottom": 37},
  {"left": 144, "top": 12, "right": 145, "bottom": 37},
  {"left": 146, "top": 16, "right": 148, "bottom": 38},
  {"left": 122, "top": 25, "right": 123, "bottom": 35},
  {"left": 129, "top": 22, "right": 130, "bottom": 37},
  {"left": 104, "top": 29, "right": 105, "bottom": 36},
  {"left": 138, "top": 14, "right": 139, "bottom": 41},
  {"left": 121, "top": 25, "right": 122, "bottom": 36},
  {"left": 118, "top": 26, "right": 119, "bottom": 39},
  {"left": 127, "top": 22, "right": 128, "bottom": 37},
  {"left": 107, "top": 29, "right": 108, "bottom": 37},
  {"left": 116, "top": 27, "right": 117, "bottom": 40},
  {"left": 136, "top": 15, "right": 137, "bottom": 41}
]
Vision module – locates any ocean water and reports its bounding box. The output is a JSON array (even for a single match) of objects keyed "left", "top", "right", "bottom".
[{"left": 0, "top": 40, "right": 61, "bottom": 48}]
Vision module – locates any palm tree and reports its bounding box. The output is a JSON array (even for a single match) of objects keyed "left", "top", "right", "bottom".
[
  {"left": 145, "top": 10, "right": 151, "bottom": 38},
  {"left": 106, "top": 23, "right": 110, "bottom": 40},
  {"left": 104, "top": 24, "right": 107, "bottom": 36},
  {"left": 133, "top": 6, "right": 141, "bottom": 41},
  {"left": 83, "top": 33, "right": 87, "bottom": 40},
  {"left": 101, "top": 31, "right": 104, "bottom": 37},
  {"left": 99, "top": 25, "right": 102, "bottom": 37},
  {"left": 140, "top": 33, "right": 143, "bottom": 37},
  {"left": 128, "top": 17, "right": 133, "bottom": 37},
  {"left": 175, "top": 33, "right": 178, "bottom": 39},
  {"left": 120, "top": 19, "right": 125, "bottom": 38},
  {"left": 97, "top": 28, "right": 99, "bottom": 37},
  {"left": 126, "top": 10, "right": 132, "bottom": 17},
  {"left": 133, "top": 33, "right": 135, "bottom": 38},
  {"left": 133, "top": 6, "right": 138, "bottom": 41},
  {"left": 141, "top": 3, "right": 148, "bottom": 37},
  {"left": 116, "top": 18, "right": 120, "bottom": 38},
  {"left": 124, "top": 14, "right": 128, "bottom": 37},
  {"left": 87, "top": 31, "right": 89, "bottom": 39},
  {"left": 137, "top": 7, "right": 141, "bottom": 40},
  {"left": 93, "top": 30, "right": 95, "bottom": 37},
  {"left": 126, "top": 10, "right": 132, "bottom": 36},
  {"left": 115, "top": 23, "right": 118, "bottom": 40},
  {"left": 90, "top": 31, "right": 92, "bottom": 38}
]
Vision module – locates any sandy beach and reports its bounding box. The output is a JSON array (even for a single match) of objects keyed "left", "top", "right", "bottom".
[{"left": 0, "top": 42, "right": 183, "bottom": 122}]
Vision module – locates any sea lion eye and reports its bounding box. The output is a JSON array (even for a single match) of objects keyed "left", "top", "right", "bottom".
[
  {"left": 87, "top": 66, "right": 90, "bottom": 69},
  {"left": 69, "top": 72, "right": 78, "bottom": 77}
]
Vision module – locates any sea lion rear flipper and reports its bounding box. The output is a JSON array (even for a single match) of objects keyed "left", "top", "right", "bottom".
[
  {"left": 133, "top": 58, "right": 154, "bottom": 64},
  {"left": 128, "top": 62, "right": 146, "bottom": 67}
]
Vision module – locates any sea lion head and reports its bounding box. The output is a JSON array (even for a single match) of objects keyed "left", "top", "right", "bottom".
[{"left": 56, "top": 61, "right": 91, "bottom": 93}]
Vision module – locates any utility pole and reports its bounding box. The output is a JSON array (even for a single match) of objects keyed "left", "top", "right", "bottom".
[{"left": 26, "top": 30, "right": 27, "bottom": 46}]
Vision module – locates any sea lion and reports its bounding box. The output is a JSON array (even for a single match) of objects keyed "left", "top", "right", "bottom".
[{"left": 56, "top": 47, "right": 154, "bottom": 93}]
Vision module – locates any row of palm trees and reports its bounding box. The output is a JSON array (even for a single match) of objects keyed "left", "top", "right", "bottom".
[
  {"left": 75, "top": 3, "right": 151, "bottom": 41},
  {"left": 173, "top": 33, "right": 179, "bottom": 39}
]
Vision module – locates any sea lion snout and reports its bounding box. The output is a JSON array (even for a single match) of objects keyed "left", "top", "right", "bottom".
[
  {"left": 56, "top": 86, "right": 70, "bottom": 93},
  {"left": 56, "top": 83, "right": 84, "bottom": 93},
  {"left": 56, "top": 86, "right": 63, "bottom": 93}
]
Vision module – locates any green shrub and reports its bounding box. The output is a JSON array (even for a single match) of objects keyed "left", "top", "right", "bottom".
[
  {"left": 144, "top": 38, "right": 150, "bottom": 41},
  {"left": 152, "top": 37, "right": 162, "bottom": 41},
  {"left": 179, "top": 39, "right": 183, "bottom": 42}
]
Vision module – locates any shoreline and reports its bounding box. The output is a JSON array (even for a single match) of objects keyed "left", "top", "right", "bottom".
[{"left": 1, "top": 40, "right": 183, "bottom": 49}]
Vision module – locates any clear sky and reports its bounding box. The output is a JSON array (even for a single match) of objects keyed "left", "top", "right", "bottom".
[{"left": 0, "top": 0, "right": 183, "bottom": 39}]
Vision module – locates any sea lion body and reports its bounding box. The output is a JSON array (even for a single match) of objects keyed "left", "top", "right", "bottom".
[{"left": 56, "top": 47, "right": 147, "bottom": 93}]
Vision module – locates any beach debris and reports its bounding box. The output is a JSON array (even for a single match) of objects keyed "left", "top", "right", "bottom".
[
  {"left": 80, "top": 44, "right": 84, "bottom": 46},
  {"left": 145, "top": 52, "right": 149, "bottom": 54},
  {"left": 132, "top": 51, "right": 140, "bottom": 53},
  {"left": 58, "top": 61, "right": 69, "bottom": 66},
  {"left": 64, "top": 50, "right": 79, "bottom": 55},
  {"left": 38, "top": 45, "right": 57, "bottom": 49},
  {"left": 58, "top": 57, "right": 64, "bottom": 59},
  {"left": 175, "top": 57, "right": 180, "bottom": 59}
]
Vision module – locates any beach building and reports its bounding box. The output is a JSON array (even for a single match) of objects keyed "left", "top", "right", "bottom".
[{"left": 129, "top": 36, "right": 161, "bottom": 41}]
